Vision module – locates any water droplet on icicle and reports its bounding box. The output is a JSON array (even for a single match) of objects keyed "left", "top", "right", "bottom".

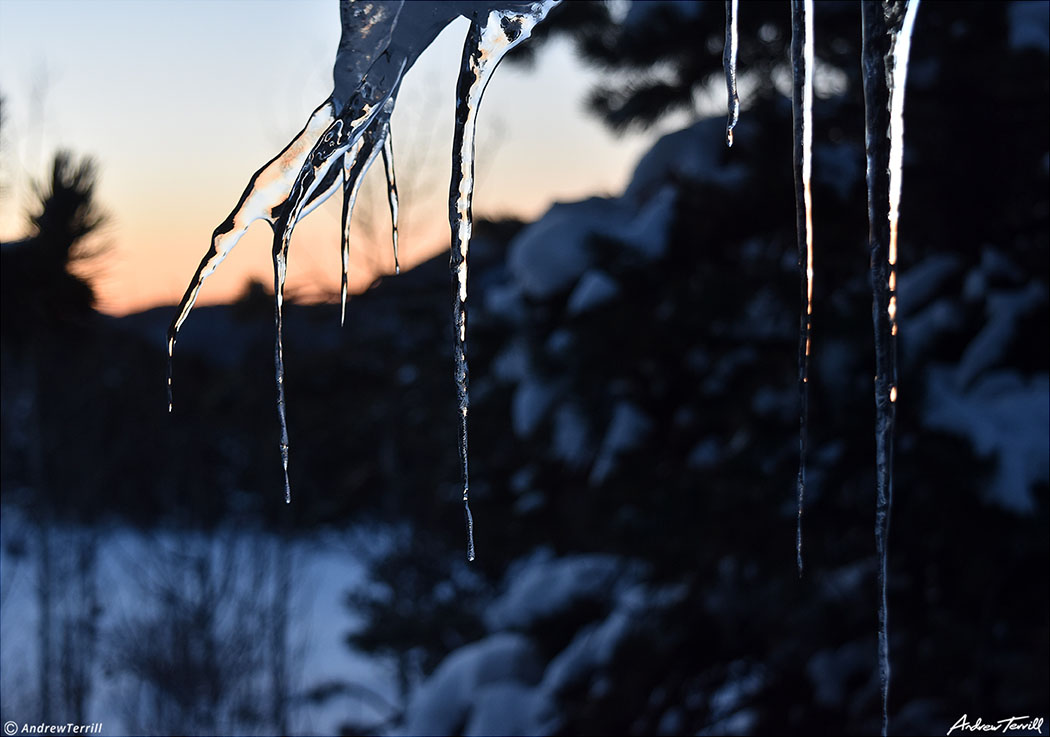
[
  {"left": 723, "top": 0, "right": 740, "bottom": 147},
  {"left": 861, "top": 2, "right": 920, "bottom": 734},
  {"left": 790, "top": 0, "right": 815, "bottom": 577}
]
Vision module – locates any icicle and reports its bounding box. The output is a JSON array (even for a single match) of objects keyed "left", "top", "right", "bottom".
[
  {"left": 269, "top": 79, "right": 406, "bottom": 502},
  {"left": 168, "top": 3, "right": 556, "bottom": 515},
  {"left": 450, "top": 1, "right": 557, "bottom": 561},
  {"left": 270, "top": 122, "right": 353, "bottom": 504},
  {"left": 339, "top": 131, "right": 385, "bottom": 325},
  {"left": 790, "top": 0, "right": 814, "bottom": 577},
  {"left": 168, "top": 63, "right": 403, "bottom": 500},
  {"left": 167, "top": 100, "right": 338, "bottom": 413},
  {"left": 166, "top": 79, "right": 396, "bottom": 399},
  {"left": 723, "top": 0, "right": 740, "bottom": 146},
  {"left": 273, "top": 228, "right": 292, "bottom": 503},
  {"left": 381, "top": 125, "right": 401, "bottom": 275},
  {"left": 334, "top": 97, "right": 400, "bottom": 324},
  {"left": 861, "top": 2, "right": 919, "bottom": 734}
]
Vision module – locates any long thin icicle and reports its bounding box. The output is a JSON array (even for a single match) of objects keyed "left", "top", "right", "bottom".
[
  {"left": 169, "top": 4, "right": 558, "bottom": 516},
  {"left": 272, "top": 121, "right": 354, "bottom": 502},
  {"left": 167, "top": 100, "right": 337, "bottom": 412},
  {"left": 268, "top": 75, "right": 405, "bottom": 503},
  {"left": 723, "top": 0, "right": 740, "bottom": 146},
  {"left": 339, "top": 130, "right": 385, "bottom": 325},
  {"left": 337, "top": 100, "right": 398, "bottom": 323},
  {"left": 178, "top": 78, "right": 400, "bottom": 503},
  {"left": 168, "top": 3, "right": 558, "bottom": 515},
  {"left": 790, "top": 0, "right": 814, "bottom": 576},
  {"left": 450, "top": 1, "right": 557, "bottom": 561},
  {"left": 381, "top": 127, "right": 401, "bottom": 275},
  {"left": 861, "top": 2, "right": 919, "bottom": 734}
]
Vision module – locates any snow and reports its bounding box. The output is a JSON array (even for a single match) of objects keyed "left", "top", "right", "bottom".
[
  {"left": 962, "top": 247, "right": 1025, "bottom": 300},
  {"left": 626, "top": 117, "right": 749, "bottom": 201},
  {"left": 0, "top": 510, "right": 399, "bottom": 736},
  {"left": 708, "top": 662, "right": 764, "bottom": 721},
  {"left": 589, "top": 401, "right": 652, "bottom": 485},
  {"left": 507, "top": 199, "right": 606, "bottom": 298},
  {"left": 398, "top": 552, "right": 657, "bottom": 735},
  {"left": 545, "top": 329, "right": 575, "bottom": 357},
  {"left": 512, "top": 377, "right": 560, "bottom": 437},
  {"left": 956, "top": 283, "right": 1046, "bottom": 388},
  {"left": 485, "top": 552, "right": 628, "bottom": 631},
  {"left": 553, "top": 403, "right": 592, "bottom": 468},
  {"left": 1008, "top": 1, "right": 1050, "bottom": 53},
  {"left": 699, "top": 710, "right": 757, "bottom": 735},
  {"left": 396, "top": 633, "right": 543, "bottom": 736},
  {"left": 539, "top": 605, "right": 634, "bottom": 694},
  {"left": 924, "top": 367, "right": 1049, "bottom": 513},
  {"left": 657, "top": 708, "right": 686, "bottom": 735},
  {"left": 567, "top": 269, "right": 620, "bottom": 315},
  {"left": 398, "top": 589, "right": 647, "bottom": 736},
  {"left": 462, "top": 683, "right": 549, "bottom": 736},
  {"left": 807, "top": 641, "right": 870, "bottom": 708},
  {"left": 491, "top": 338, "right": 530, "bottom": 382},
  {"left": 896, "top": 253, "right": 962, "bottom": 317},
  {"left": 901, "top": 248, "right": 1048, "bottom": 515},
  {"left": 507, "top": 175, "right": 674, "bottom": 299},
  {"left": 900, "top": 297, "right": 961, "bottom": 367},
  {"left": 623, "top": 186, "right": 676, "bottom": 259},
  {"left": 483, "top": 281, "right": 527, "bottom": 323},
  {"left": 688, "top": 438, "right": 723, "bottom": 470},
  {"left": 752, "top": 385, "right": 796, "bottom": 421}
]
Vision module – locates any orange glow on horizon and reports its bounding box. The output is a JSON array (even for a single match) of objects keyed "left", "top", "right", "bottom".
[
  {"left": 79, "top": 203, "right": 453, "bottom": 317},
  {"left": 0, "top": 2, "right": 677, "bottom": 319}
]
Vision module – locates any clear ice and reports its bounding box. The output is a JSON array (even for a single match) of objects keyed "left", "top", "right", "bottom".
[
  {"left": 861, "top": 1, "right": 919, "bottom": 734},
  {"left": 162, "top": 20, "right": 926, "bottom": 717},
  {"left": 166, "top": 1, "right": 557, "bottom": 547},
  {"left": 382, "top": 130, "right": 401, "bottom": 276},
  {"left": 723, "top": 0, "right": 740, "bottom": 146},
  {"left": 790, "top": 0, "right": 814, "bottom": 576},
  {"left": 449, "top": 2, "right": 559, "bottom": 562}
]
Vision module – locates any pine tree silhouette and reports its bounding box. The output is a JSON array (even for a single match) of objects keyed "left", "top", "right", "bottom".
[{"left": 1, "top": 151, "right": 105, "bottom": 341}]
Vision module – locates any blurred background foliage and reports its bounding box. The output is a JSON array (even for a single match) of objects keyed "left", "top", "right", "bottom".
[{"left": 1, "top": 1, "right": 1046, "bottom": 734}]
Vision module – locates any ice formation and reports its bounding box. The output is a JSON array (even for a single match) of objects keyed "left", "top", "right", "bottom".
[
  {"left": 724, "top": 2, "right": 919, "bottom": 730},
  {"left": 166, "top": 0, "right": 557, "bottom": 548},
  {"left": 790, "top": 0, "right": 815, "bottom": 576},
  {"left": 860, "top": 2, "right": 919, "bottom": 733},
  {"left": 723, "top": 0, "right": 740, "bottom": 146},
  {"left": 164, "top": 4, "right": 924, "bottom": 723}
]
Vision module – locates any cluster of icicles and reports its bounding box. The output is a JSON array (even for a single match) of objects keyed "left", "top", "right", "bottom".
[
  {"left": 726, "top": 2, "right": 918, "bottom": 734},
  {"left": 167, "top": 1, "right": 918, "bottom": 733},
  {"left": 167, "top": 0, "right": 560, "bottom": 561}
]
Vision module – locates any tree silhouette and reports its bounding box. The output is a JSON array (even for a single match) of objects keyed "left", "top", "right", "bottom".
[{"left": 1, "top": 151, "right": 104, "bottom": 341}]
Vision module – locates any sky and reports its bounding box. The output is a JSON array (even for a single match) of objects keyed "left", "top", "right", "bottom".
[{"left": 0, "top": 0, "right": 681, "bottom": 316}]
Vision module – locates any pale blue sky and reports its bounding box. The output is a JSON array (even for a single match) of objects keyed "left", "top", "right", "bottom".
[{"left": 0, "top": 0, "right": 681, "bottom": 314}]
